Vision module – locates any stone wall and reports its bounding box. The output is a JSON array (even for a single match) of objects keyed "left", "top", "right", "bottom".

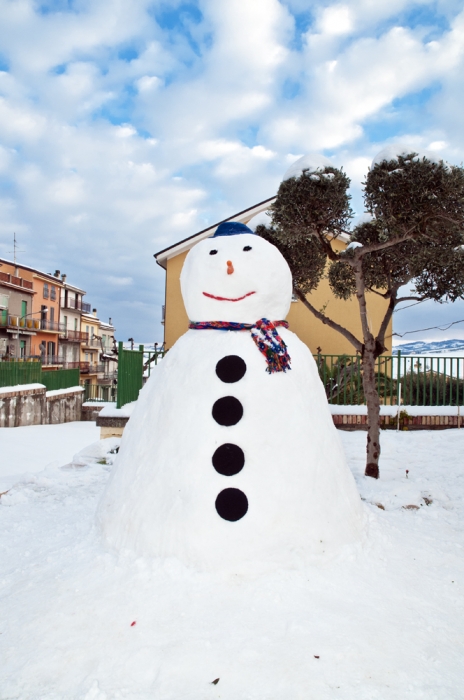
[
  {"left": 0, "top": 384, "right": 46, "bottom": 427},
  {"left": 0, "top": 385, "right": 84, "bottom": 428}
]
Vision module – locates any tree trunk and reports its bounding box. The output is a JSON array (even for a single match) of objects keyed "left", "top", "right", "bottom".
[{"left": 362, "top": 338, "right": 381, "bottom": 479}]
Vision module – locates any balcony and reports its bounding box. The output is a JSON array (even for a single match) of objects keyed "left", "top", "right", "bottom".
[
  {"left": 0, "top": 271, "right": 33, "bottom": 290},
  {"left": 63, "top": 361, "right": 90, "bottom": 372},
  {"left": 82, "top": 337, "right": 101, "bottom": 348},
  {"left": 62, "top": 330, "right": 89, "bottom": 343},
  {"left": 40, "top": 319, "right": 66, "bottom": 333},
  {"left": 0, "top": 314, "right": 40, "bottom": 331},
  {"left": 62, "top": 298, "right": 90, "bottom": 312},
  {"left": 26, "top": 355, "right": 65, "bottom": 366}
]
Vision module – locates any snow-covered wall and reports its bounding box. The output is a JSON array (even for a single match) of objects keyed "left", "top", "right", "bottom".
[{"left": 0, "top": 385, "right": 84, "bottom": 428}]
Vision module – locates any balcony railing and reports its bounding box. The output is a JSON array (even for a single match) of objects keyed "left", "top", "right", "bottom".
[
  {"left": 0, "top": 314, "right": 40, "bottom": 330},
  {"left": 82, "top": 302, "right": 91, "bottom": 313},
  {"left": 63, "top": 361, "right": 90, "bottom": 372},
  {"left": 62, "top": 299, "right": 88, "bottom": 311},
  {"left": 62, "top": 330, "right": 89, "bottom": 342},
  {"left": 0, "top": 271, "right": 33, "bottom": 290},
  {"left": 82, "top": 337, "right": 102, "bottom": 347},
  {"left": 26, "top": 355, "right": 65, "bottom": 366},
  {"left": 40, "top": 319, "right": 66, "bottom": 333}
]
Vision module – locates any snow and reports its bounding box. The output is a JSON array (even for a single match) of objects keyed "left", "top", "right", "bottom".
[
  {"left": 0, "top": 424, "right": 463, "bottom": 699},
  {"left": 99, "top": 401, "right": 137, "bottom": 418},
  {"left": 83, "top": 400, "right": 114, "bottom": 408},
  {"left": 344, "top": 241, "right": 363, "bottom": 252},
  {"left": 99, "top": 234, "right": 362, "bottom": 572},
  {"left": 282, "top": 153, "right": 333, "bottom": 180},
  {"left": 46, "top": 385, "right": 84, "bottom": 397},
  {"left": 0, "top": 421, "right": 100, "bottom": 491},
  {"left": 372, "top": 144, "right": 445, "bottom": 169},
  {"left": 0, "top": 382, "right": 45, "bottom": 394},
  {"left": 330, "top": 404, "right": 464, "bottom": 416}
]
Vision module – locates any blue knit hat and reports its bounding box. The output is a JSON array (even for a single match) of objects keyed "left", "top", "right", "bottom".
[{"left": 213, "top": 221, "right": 256, "bottom": 237}]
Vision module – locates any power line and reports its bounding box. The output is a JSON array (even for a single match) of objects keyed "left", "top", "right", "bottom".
[{"left": 392, "top": 318, "right": 464, "bottom": 338}]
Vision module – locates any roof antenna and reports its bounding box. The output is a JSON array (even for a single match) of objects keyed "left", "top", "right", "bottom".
[{"left": 8, "top": 233, "right": 25, "bottom": 275}]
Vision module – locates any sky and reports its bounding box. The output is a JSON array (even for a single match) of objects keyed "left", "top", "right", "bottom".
[{"left": 1, "top": 0, "right": 464, "bottom": 344}]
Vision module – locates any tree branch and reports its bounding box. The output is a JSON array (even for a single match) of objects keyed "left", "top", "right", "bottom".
[{"left": 293, "top": 286, "right": 363, "bottom": 353}]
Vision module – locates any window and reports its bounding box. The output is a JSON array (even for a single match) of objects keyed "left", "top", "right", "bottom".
[
  {"left": 0, "top": 294, "right": 9, "bottom": 309},
  {"left": 43, "top": 283, "right": 49, "bottom": 299},
  {"left": 63, "top": 315, "right": 67, "bottom": 329},
  {"left": 20, "top": 340, "right": 26, "bottom": 358},
  {"left": 74, "top": 318, "right": 78, "bottom": 331},
  {"left": 50, "top": 307, "right": 55, "bottom": 322},
  {"left": 21, "top": 301, "right": 27, "bottom": 318},
  {"left": 50, "top": 285, "right": 56, "bottom": 301},
  {"left": 102, "top": 334, "right": 106, "bottom": 347}
]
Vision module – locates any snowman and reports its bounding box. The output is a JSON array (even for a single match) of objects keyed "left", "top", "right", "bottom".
[{"left": 97, "top": 222, "right": 363, "bottom": 574}]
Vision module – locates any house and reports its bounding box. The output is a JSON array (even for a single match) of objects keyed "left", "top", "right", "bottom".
[
  {"left": 0, "top": 259, "right": 64, "bottom": 363},
  {"left": 154, "top": 198, "right": 392, "bottom": 356},
  {"left": 0, "top": 262, "right": 35, "bottom": 359}
]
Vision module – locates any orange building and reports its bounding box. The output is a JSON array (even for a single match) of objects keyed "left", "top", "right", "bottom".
[{"left": 0, "top": 259, "right": 64, "bottom": 364}]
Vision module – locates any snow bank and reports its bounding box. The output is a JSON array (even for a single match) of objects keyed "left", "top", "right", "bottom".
[
  {"left": 283, "top": 153, "right": 333, "bottom": 180},
  {"left": 330, "top": 404, "right": 464, "bottom": 416},
  {"left": 0, "top": 421, "right": 100, "bottom": 489},
  {"left": 46, "top": 386, "right": 84, "bottom": 398},
  {"left": 1, "top": 428, "right": 464, "bottom": 698},
  {"left": 0, "top": 383, "right": 45, "bottom": 394},
  {"left": 99, "top": 401, "right": 137, "bottom": 418}
]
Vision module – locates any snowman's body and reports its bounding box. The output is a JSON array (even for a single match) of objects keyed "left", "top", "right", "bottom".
[{"left": 98, "top": 229, "right": 363, "bottom": 573}]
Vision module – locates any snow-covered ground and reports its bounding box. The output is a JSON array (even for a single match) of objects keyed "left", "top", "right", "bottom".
[{"left": 0, "top": 424, "right": 463, "bottom": 699}]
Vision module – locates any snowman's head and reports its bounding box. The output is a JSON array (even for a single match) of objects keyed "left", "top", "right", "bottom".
[{"left": 180, "top": 222, "right": 293, "bottom": 323}]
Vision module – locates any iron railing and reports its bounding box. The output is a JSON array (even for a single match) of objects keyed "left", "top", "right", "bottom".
[
  {"left": 62, "top": 330, "right": 89, "bottom": 342},
  {"left": 315, "top": 352, "right": 464, "bottom": 406},
  {"left": 82, "top": 383, "right": 116, "bottom": 403}
]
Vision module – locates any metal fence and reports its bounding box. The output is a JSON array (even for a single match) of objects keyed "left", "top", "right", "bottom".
[
  {"left": 41, "top": 368, "right": 80, "bottom": 392},
  {"left": 0, "top": 360, "right": 42, "bottom": 388},
  {"left": 315, "top": 352, "right": 464, "bottom": 406},
  {"left": 116, "top": 341, "right": 144, "bottom": 408},
  {"left": 0, "top": 360, "right": 80, "bottom": 391},
  {"left": 82, "top": 383, "right": 116, "bottom": 403}
]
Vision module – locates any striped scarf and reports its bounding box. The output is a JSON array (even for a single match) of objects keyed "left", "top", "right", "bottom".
[{"left": 189, "top": 319, "right": 291, "bottom": 374}]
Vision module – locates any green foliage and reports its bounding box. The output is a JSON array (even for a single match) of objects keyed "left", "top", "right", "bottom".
[
  {"left": 364, "top": 154, "right": 464, "bottom": 240},
  {"left": 400, "top": 370, "right": 464, "bottom": 406},
  {"left": 271, "top": 166, "right": 353, "bottom": 243}
]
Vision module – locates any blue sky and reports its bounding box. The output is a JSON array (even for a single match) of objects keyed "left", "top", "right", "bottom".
[{"left": 1, "top": 0, "right": 464, "bottom": 343}]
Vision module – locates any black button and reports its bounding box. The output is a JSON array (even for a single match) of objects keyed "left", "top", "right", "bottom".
[
  {"left": 215, "top": 355, "right": 246, "bottom": 383},
  {"left": 215, "top": 488, "right": 248, "bottom": 521},
  {"left": 212, "top": 396, "right": 243, "bottom": 426},
  {"left": 212, "top": 443, "right": 245, "bottom": 476}
]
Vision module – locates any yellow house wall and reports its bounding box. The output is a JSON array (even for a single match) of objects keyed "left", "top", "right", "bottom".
[{"left": 163, "top": 241, "right": 392, "bottom": 355}]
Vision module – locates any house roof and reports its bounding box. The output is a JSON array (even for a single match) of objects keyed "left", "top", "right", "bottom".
[
  {"left": 0, "top": 258, "right": 64, "bottom": 284},
  {"left": 153, "top": 196, "right": 275, "bottom": 269}
]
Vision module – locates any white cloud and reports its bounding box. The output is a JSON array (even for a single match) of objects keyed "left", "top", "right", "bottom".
[{"left": 0, "top": 0, "right": 463, "bottom": 339}]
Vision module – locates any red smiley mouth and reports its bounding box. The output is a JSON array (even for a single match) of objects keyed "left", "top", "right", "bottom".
[{"left": 202, "top": 291, "right": 256, "bottom": 302}]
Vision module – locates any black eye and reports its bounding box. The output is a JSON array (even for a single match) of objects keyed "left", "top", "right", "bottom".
[
  {"left": 209, "top": 249, "right": 218, "bottom": 255},
  {"left": 243, "top": 246, "right": 252, "bottom": 252}
]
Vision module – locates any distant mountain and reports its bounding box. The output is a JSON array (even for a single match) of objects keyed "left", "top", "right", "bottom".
[{"left": 392, "top": 339, "right": 464, "bottom": 355}]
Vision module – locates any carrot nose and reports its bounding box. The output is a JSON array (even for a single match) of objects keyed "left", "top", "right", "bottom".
[{"left": 227, "top": 260, "right": 234, "bottom": 275}]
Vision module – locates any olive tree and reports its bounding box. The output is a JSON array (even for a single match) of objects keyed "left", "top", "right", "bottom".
[{"left": 257, "top": 151, "right": 464, "bottom": 478}]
